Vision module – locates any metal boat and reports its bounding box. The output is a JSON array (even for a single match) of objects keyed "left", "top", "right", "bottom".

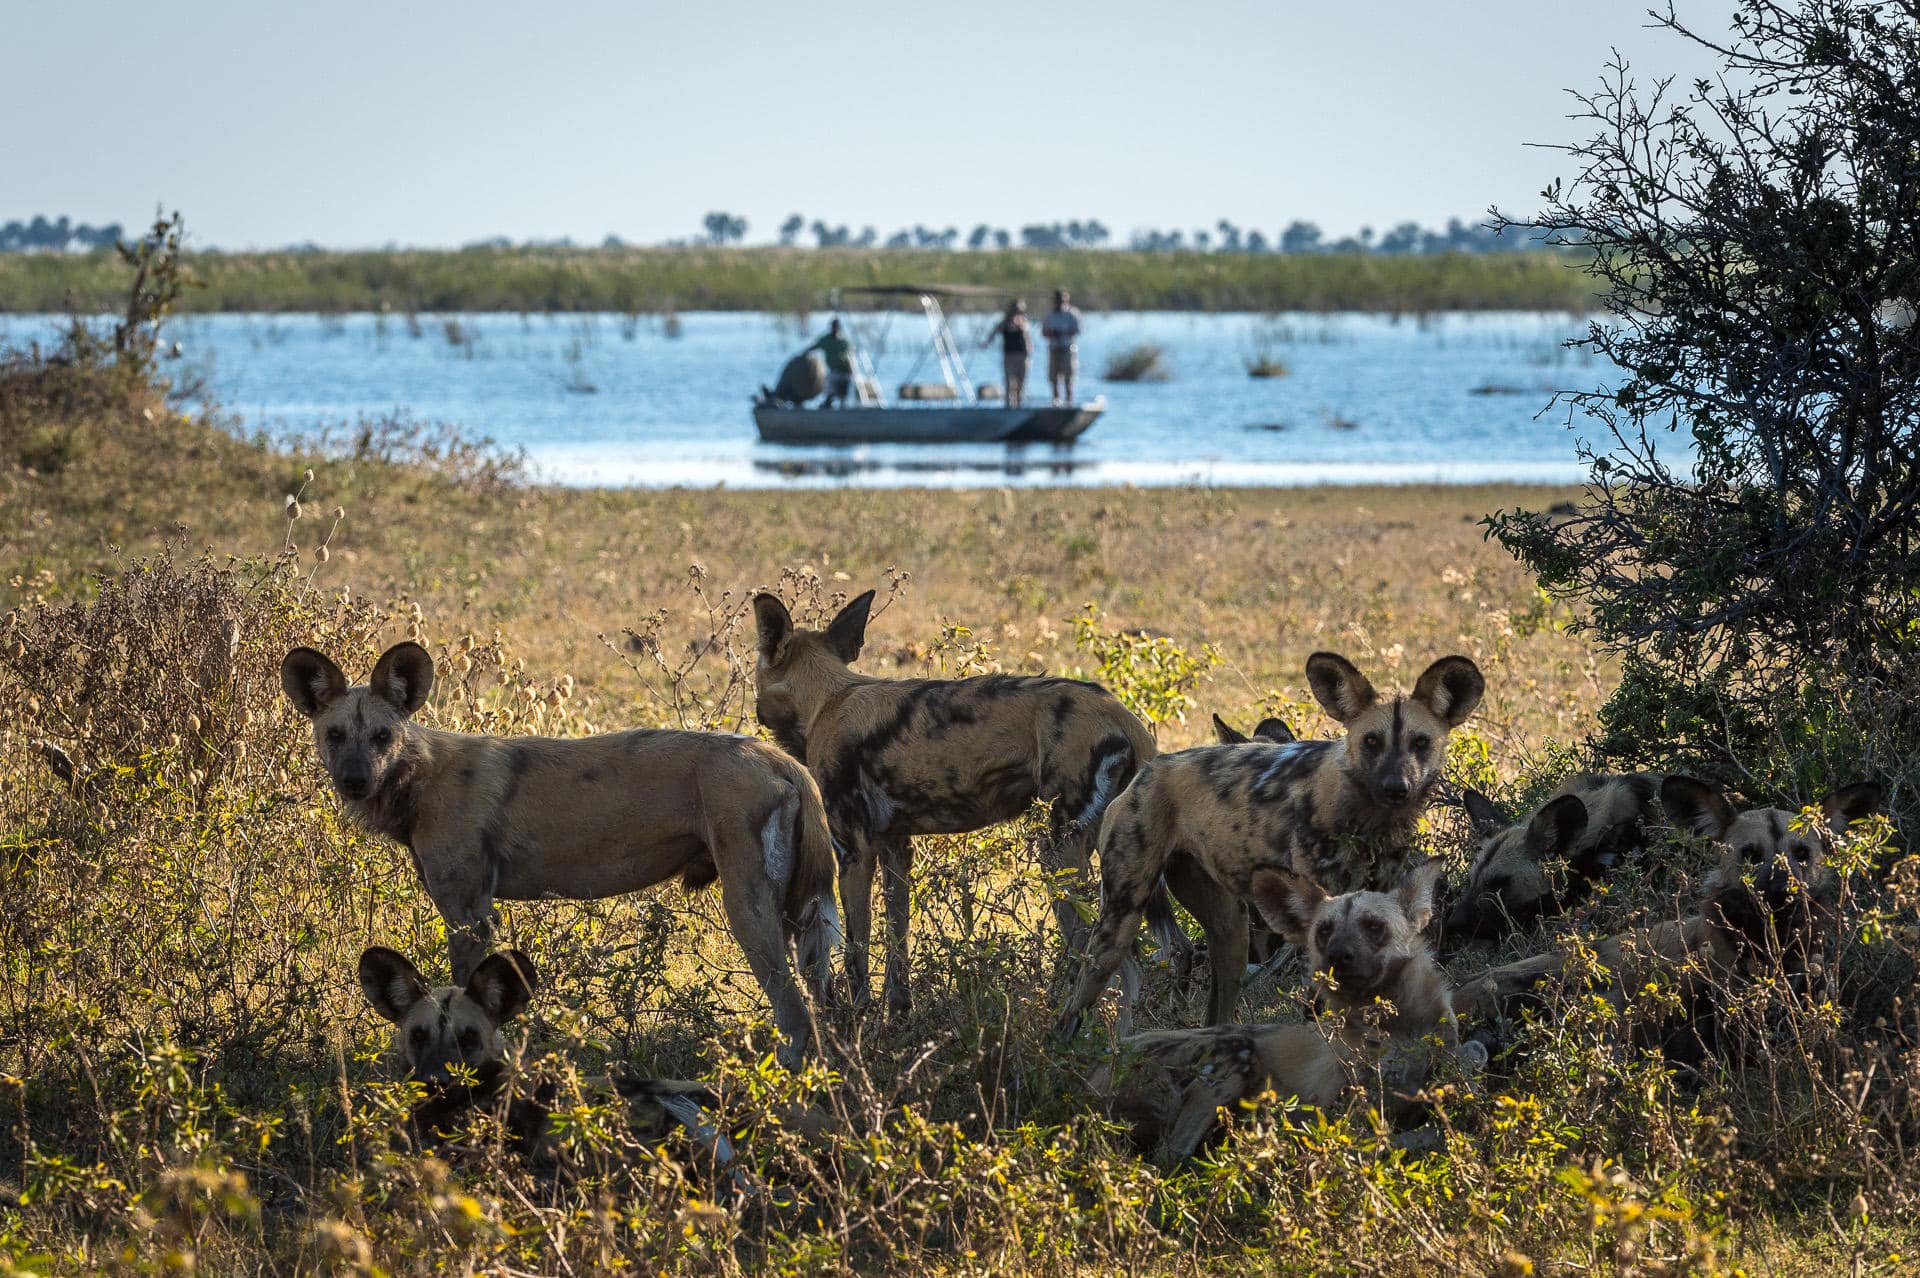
[{"left": 753, "top": 284, "right": 1104, "bottom": 445}]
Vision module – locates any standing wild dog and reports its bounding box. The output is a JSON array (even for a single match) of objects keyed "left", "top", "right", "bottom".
[
  {"left": 1453, "top": 778, "right": 1885, "bottom": 1042},
  {"left": 1446, "top": 772, "right": 1662, "bottom": 941},
  {"left": 285, "top": 642, "right": 839, "bottom": 1067},
  {"left": 752, "top": 589, "right": 1182, "bottom": 1014},
  {"left": 1098, "top": 859, "right": 1483, "bottom": 1165},
  {"left": 1211, "top": 712, "right": 1298, "bottom": 969},
  {"left": 1056, "top": 652, "right": 1484, "bottom": 1035}
]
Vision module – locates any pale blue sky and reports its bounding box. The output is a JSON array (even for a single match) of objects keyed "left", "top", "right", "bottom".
[{"left": 6, "top": 1, "right": 1732, "bottom": 249}]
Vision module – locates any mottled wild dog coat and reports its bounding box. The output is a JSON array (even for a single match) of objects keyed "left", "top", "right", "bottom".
[
  {"left": 1101, "top": 859, "right": 1482, "bottom": 1165},
  {"left": 1447, "top": 773, "right": 1662, "bottom": 940},
  {"left": 1211, "top": 712, "right": 1298, "bottom": 968},
  {"left": 752, "top": 589, "right": 1176, "bottom": 1013},
  {"left": 1454, "top": 778, "right": 1885, "bottom": 1037},
  {"left": 284, "top": 642, "right": 838, "bottom": 1068},
  {"left": 1056, "top": 653, "right": 1484, "bottom": 1034}
]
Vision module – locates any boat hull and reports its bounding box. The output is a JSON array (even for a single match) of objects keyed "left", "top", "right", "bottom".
[{"left": 754, "top": 401, "right": 1102, "bottom": 445}]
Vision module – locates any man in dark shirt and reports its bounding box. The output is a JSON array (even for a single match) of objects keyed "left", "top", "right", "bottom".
[{"left": 806, "top": 319, "right": 856, "bottom": 408}]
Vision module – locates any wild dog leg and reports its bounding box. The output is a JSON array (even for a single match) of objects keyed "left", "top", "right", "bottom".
[
  {"left": 424, "top": 846, "right": 496, "bottom": 986},
  {"left": 1043, "top": 801, "right": 1096, "bottom": 962},
  {"left": 1144, "top": 884, "right": 1197, "bottom": 980},
  {"left": 714, "top": 854, "right": 812, "bottom": 1070},
  {"left": 1163, "top": 854, "right": 1248, "bottom": 1025},
  {"left": 835, "top": 826, "right": 879, "bottom": 1008},
  {"left": 879, "top": 833, "right": 915, "bottom": 1016},
  {"left": 1054, "top": 893, "right": 1150, "bottom": 1038}
]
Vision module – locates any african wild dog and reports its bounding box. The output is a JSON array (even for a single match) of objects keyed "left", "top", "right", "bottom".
[
  {"left": 1055, "top": 652, "right": 1484, "bottom": 1035},
  {"left": 1453, "top": 777, "right": 1885, "bottom": 1047},
  {"left": 1096, "top": 859, "right": 1484, "bottom": 1165},
  {"left": 358, "top": 945, "right": 551, "bottom": 1152},
  {"left": 1446, "top": 773, "right": 1662, "bottom": 941},
  {"left": 752, "top": 589, "right": 1183, "bottom": 1014},
  {"left": 285, "top": 642, "right": 839, "bottom": 1068}
]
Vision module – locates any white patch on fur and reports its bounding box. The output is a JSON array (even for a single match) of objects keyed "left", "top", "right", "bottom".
[
  {"left": 762, "top": 808, "right": 793, "bottom": 883},
  {"left": 657, "top": 1093, "right": 735, "bottom": 1166},
  {"left": 1255, "top": 740, "right": 1315, "bottom": 791},
  {"left": 1080, "top": 749, "right": 1129, "bottom": 824}
]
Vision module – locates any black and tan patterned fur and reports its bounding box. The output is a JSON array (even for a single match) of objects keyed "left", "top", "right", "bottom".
[
  {"left": 753, "top": 590, "right": 1179, "bottom": 1013},
  {"left": 287, "top": 642, "right": 838, "bottom": 1068},
  {"left": 1447, "top": 773, "right": 1662, "bottom": 941},
  {"left": 1055, "top": 653, "right": 1484, "bottom": 1035}
]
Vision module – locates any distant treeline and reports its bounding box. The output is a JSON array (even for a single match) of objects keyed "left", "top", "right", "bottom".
[
  {"left": 0, "top": 245, "right": 1598, "bottom": 314},
  {"left": 1, "top": 215, "right": 126, "bottom": 254}
]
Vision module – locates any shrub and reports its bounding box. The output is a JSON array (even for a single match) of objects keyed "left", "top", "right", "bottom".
[{"left": 1487, "top": 0, "right": 1920, "bottom": 821}]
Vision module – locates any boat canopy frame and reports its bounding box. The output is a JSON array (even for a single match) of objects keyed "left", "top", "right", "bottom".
[{"left": 827, "top": 283, "right": 1026, "bottom": 408}]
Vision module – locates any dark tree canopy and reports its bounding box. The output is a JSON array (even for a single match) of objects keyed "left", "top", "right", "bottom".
[{"left": 1489, "top": 0, "right": 1920, "bottom": 802}]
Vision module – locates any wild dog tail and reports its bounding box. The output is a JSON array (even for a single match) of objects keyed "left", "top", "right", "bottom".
[{"left": 780, "top": 756, "right": 843, "bottom": 999}]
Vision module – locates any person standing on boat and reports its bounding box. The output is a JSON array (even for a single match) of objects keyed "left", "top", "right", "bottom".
[
  {"left": 980, "top": 299, "right": 1031, "bottom": 408},
  {"left": 806, "top": 319, "right": 856, "bottom": 409},
  {"left": 1041, "top": 289, "right": 1082, "bottom": 406}
]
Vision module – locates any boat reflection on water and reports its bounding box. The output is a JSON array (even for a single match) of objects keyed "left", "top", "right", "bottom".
[{"left": 753, "top": 444, "right": 1091, "bottom": 482}]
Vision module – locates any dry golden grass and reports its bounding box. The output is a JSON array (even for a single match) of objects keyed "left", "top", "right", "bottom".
[{"left": 5, "top": 386, "right": 1917, "bottom": 1276}]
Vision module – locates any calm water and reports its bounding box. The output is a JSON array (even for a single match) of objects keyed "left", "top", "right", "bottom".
[{"left": 0, "top": 310, "right": 1624, "bottom": 488}]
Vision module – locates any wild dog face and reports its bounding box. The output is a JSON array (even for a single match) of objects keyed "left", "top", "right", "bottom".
[
  {"left": 1449, "top": 793, "right": 1591, "bottom": 938},
  {"left": 359, "top": 947, "right": 537, "bottom": 1089},
  {"left": 1305, "top": 652, "right": 1483, "bottom": 815},
  {"left": 1451, "top": 773, "right": 1663, "bottom": 940},
  {"left": 1663, "top": 775, "right": 1884, "bottom": 953},
  {"left": 751, "top": 591, "right": 873, "bottom": 759},
  {"left": 281, "top": 642, "right": 434, "bottom": 802},
  {"left": 1250, "top": 859, "right": 1446, "bottom": 1010},
  {"left": 1210, "top": 714, "right": 1296, "bottom": 746}
]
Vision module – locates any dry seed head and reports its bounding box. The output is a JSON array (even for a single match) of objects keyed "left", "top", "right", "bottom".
[
  {"left": 316, "top": 546, "right": 330, "bottom": 564},
  {"left": 285, "top": 496, "right": 301, "bottom": 518},
  {"left": 331, "top": 506, "right": 345, "bottom": 521}
]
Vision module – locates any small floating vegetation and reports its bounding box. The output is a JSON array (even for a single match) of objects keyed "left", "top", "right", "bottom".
[{"left": 1103, "top": 342, "right": 1171, "bottom": 382}]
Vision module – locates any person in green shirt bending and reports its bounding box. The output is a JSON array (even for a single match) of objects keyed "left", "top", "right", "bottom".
[{"left": 806, "top": 319, "right": 856, "bottom": 409}]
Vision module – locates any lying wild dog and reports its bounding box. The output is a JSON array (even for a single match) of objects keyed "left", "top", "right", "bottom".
[
  {"left": 1097, "top": 859, "right": 1484, "bottom": 1164},
  {"left": 358, "top": 945, "right": 549, "bottom": 1153},
  {"left": 1446, "top": 772, "right": 1662, "bottom": 941},
  {"left": 1056, "top": 652, "right": 1484, "bottom": 1034},
  {"left": 752, "top": 590, "right": 1184, "bottom": 1014},
  {"left": 1453, "top": 778, "right": 1885, "bottom": 1046},
  {"left": 360, "top": 947, "right": 768, "bottom": 1171},
  {"left": 287, "top": 642, "right": 838, "bottom": 1067}
]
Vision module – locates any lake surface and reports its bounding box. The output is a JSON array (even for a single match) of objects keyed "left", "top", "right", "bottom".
[{"left": 0, "top": 310, "right": 1624, "bottom": 488}]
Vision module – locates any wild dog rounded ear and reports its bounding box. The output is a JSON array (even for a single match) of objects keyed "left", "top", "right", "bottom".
[
  {"left": 1411, "top": 656, "right": 1485, "bottom": 728},
  {"left": 359, "top": 946, "right": 431, "bottom": 1023},
  {"left": 1211, "top": 714, "right": 1248, "bottom": 745},
  {"left": 467, "top": 950, "right": 539, "bottom": 1024},
  {"left": 1820, "top": 781, "right": 1884, "bottom": 832},
  {"left": 1661, "top": 775, "right": 1738, "bottom": 840},
  {"left": 1305, "top": 652, "right": 1376, "bottom": 724},
  {"left": 1524, "top": 793, "right": 1590, "bottom": 859},
  {"left": 1248, "top": 868, "right": 1326, "bottom": 946},
  {"left": 752, "top": 593, "right": 794, "bottom": 664},
  {"left": 1394, "top": 858, "right": 1446, "bottom": 933},
  {"left": 1252, "top": 717, "right": 1296, "bottom": 744},
  {"left": 369, "top": 642, "right": 435, "bottom": 717},
  {"left": 1461, "top": 788, "right": 1510, "bottom": 839},
  {"left": 281, "top": 647, "right": 348, "bottom": 719},
  {"left": 825, "top": 590, "right": 876, "bottom": 664}
]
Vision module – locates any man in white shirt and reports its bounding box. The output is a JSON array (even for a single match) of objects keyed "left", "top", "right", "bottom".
[{"left": 1040, "top": 289, "right": 1082, "bottom": 406}]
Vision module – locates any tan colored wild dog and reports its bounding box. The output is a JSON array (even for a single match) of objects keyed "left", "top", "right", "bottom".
[
  {"left": 1446, "top": 773, "right": 1662, "bottom": 941},
  {"left": 286, "top": 642, "right": 839, "bottom": 1067},
  {"left": 753, "top": 590, "right": 1182, "bottom": 1014},
  {"left": 1099, "top": 859, "right": 1483, "bottom": 1164},
  {"left": 1056, "top": 652, "right": 1484, "bottom": 1034},
  {"left": 1453, "top": 777, "right": 1885, "bottom": 1032},
  {"left": 1211, "top": 712, "right": 1298, "bottom": 969}
]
